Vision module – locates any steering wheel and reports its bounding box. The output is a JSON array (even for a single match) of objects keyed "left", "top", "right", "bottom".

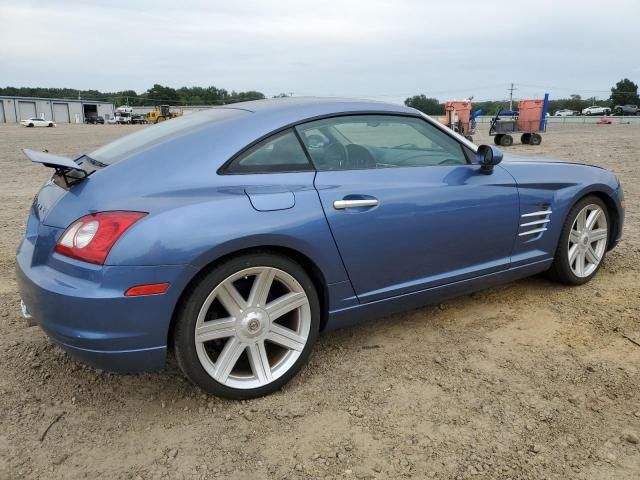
[
  {"left": 345, "top": 144, "right": 376, "bottom": 169},
  {"left": 322, "top": 143, "right": 348, "bottom": 170}
]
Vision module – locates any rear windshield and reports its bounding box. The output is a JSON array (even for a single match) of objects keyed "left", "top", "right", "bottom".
[{"left": 89, "top": 107, "right": 247, "bottom": 164}]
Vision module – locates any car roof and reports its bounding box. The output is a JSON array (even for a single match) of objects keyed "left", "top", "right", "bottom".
[
  {"left": 223, "top": 96, "right": 413, "bottom": 114},
  {"left": 213, "top": 96, "right": 417, "bottom": 124},
  {"left": 208, "top": 97, "right": 420, "bottom": 144}
]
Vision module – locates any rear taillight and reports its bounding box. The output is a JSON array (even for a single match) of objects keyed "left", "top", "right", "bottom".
[{"left": 55, "top": 211, "right": 147, "bottom": 265}]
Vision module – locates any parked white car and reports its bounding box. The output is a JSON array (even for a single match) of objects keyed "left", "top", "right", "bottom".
[
  {"left": 581, "top": 106, "right": 611, "bottom": 116},
  {"left": 20, "top": 118, "right": 56, "bottom": 128},
  {"left": 554, "top": 109, "right": 577, "bottom": 117}
]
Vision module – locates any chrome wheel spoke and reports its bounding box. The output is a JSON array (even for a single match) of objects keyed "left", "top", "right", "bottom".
[
  {"left": 585, "top": 246, "right": 600, "bottom": 265},
  {"left": 590, "top": 228, "right": 607, "bottom": 242},
  {"left": 195, "top": 317, "right": 236, "bottom": 343},
  {"left": 585, "top": 208, "right": 601, "bottom": 230},
  {"left": 569, "top": 230, "right": 581, "bottom": 244},
  {"left": 247, "top": 341, "right": 272, "bottom": 383},
  {"left": 575, "top": 252, "right": 585, "bottom": 276},
  {"left": 267, "top": 323, "right": 306, "bottom": 351},
  {"left": 213, "top": 337, "right": 245, "bottom": 383},
  {"left": 568, "top": 244, "right": 579, "bottom": 265},
  {"left": 216, "top": 282, "right": 247, "bottom": 317},
  {"left": 265, "top": 291, "right": 307, "bottom": 321},
  {"left": 248, "top": 268, "right": 275, "bottom": 307},
  {"left": 576, "top": 209, "right": 587, "bottom": 231}
]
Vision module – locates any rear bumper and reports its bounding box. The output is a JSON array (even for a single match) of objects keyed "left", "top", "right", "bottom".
[{"left": 16, "top": 239, "right": 197, "bottom": 373}]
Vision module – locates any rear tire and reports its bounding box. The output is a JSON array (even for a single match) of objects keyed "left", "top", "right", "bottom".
[
  {"left": 173, "top": 252, "right": 320, "bottom": 399},
  {"left": 494, "top": 134, "right": 503, "bottom": 146},
  {"left": 521, "top": 133, "right": 532, "bottom": 144},
  {"left": 529, "top": 133, "right": 542, "bottom": 145},
  {"left": 547, "top": 195, "right": 609, "bottom": 285}
]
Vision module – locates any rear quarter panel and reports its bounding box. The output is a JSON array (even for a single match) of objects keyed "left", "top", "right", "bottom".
[{"left": 104, "top": 171, "right": 351, "bottom": 286}]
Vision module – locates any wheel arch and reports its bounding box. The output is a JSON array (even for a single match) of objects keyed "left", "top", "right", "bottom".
[
  {"left": 167, "top": 245, "right": 330, "bottom": 351},
  {"left": 588, "top": 190, "right": 620, "bottom": 250}
]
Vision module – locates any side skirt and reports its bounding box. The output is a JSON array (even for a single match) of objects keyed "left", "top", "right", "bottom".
[{"left": 325, "top": 259, "right": 553, "bottom": 331}]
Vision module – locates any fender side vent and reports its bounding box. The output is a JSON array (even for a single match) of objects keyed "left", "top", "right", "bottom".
[{"left": 519, "top": 210, "right": 551, "bottom": 236}]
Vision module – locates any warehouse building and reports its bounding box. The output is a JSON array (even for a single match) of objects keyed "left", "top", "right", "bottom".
[{"left": 0, "top": 96, "right": 115, "bottom": 124}]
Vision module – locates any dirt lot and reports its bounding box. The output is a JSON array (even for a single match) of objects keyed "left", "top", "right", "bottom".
[{"left": 0, "top": 123, "right": 638, "bottom": 480}]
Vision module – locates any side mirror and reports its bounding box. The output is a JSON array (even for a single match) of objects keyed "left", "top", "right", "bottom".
[{"left": 476, "top": 145, "right": 503, "bottom": 174}]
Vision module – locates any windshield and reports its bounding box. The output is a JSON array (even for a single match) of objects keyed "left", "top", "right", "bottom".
[{"left": 90, "top": 107, "right": 246, "bottom": 164}]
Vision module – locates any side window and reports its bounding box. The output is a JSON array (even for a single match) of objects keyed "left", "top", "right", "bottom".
[
  {"left": 225, "top": 129, "right": 313, "bottom": 174},
  {"left": 295, "top": 115, "right": 467, "bottom": 171}
]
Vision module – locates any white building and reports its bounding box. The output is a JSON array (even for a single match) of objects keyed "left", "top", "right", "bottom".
[{"left": 0, "top": 96, "right": 115, "bottom": 124}]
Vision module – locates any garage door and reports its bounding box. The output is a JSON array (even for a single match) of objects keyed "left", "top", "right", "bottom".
[
  {"left": 53, "top": 103, "right": 70, "bottom": 123},
  {"left": 0, "top": 102, "right": 5, "bottom": 123},
  {"left": 18, "top": 101, "right": 37, "bottom": 121}
]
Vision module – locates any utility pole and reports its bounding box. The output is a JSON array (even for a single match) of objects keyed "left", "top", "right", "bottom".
[{"left": 508, "top": 83, "right": 517, "bottom": 110}]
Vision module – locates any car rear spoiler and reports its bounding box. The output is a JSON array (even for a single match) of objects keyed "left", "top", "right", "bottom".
[{"left": 23, "top": 149, "right": 88, "bottom": 187}]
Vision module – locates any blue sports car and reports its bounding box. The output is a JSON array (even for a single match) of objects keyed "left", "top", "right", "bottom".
[{"left": 17, "top": 98, "right": 625, "bottom": 398}]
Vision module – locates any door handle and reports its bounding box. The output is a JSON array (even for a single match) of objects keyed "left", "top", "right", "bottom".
[{"left": 333, "top": 198, "right": 379, "bottom": 209}]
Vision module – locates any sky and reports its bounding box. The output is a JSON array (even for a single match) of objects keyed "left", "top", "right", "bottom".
[{"left": 1, "top": 0, "right": 639, "bottom": 103}]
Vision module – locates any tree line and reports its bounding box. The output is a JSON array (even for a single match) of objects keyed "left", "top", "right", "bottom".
[
  {"left": 405, "top": 78, "right": 640, "bottom": 115},
  {"left": 1, "top": 78, "right": 638, "bottom": 114},
  {"left": 0, "top": 84, "right": 266, "bottom": 106}
]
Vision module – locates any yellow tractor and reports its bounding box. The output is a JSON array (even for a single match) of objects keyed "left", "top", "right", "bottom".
[{"left": 146, "top": 105, "right": 183, "bottom": 124}]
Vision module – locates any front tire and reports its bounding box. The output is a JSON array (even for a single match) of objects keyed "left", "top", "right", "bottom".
[
  {"left": 547, "top": 196, "right": 609, "bottom": 285},
  {"left": 173, "top": 253, "right": 320, "bottom": 399},
  {"left": 499, "top": 134, "right": 513, "bottom": 147}
]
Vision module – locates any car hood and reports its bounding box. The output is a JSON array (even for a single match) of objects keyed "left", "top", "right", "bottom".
[
  {"left": 499, "top": 154, "right": 618, "bottom": 191},
  {"left": 501, "top": 154, "right": 605, "bottom": 170}
]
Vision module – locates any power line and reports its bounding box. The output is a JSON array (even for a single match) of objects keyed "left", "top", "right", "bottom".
[{"left": 508, "top": 83, "right": 517, "bottom": 110}]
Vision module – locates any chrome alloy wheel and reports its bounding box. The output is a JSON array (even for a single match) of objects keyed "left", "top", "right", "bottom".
[
  {"left": 194, "top": 267, "right": 311, "bottom": 389},
  {"left": 568, "top": 204, "right": 608, "bottom": 278}
]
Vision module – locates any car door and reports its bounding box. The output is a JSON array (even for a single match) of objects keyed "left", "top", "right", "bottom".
[{"left": 296, "top": 114, "right": 519, "bottom": 303}]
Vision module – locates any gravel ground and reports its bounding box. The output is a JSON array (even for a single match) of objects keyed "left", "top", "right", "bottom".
[{"left": 0, "top": 123, "right": 638, "bottom": 480}]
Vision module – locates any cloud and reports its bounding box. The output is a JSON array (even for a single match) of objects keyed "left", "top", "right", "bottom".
[{"left": 1, "top": 0, "right": 638, "bottom": 101}]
